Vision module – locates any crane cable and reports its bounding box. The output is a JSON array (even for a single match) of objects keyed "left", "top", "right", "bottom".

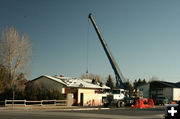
[{"left": 86, "top": 18, "right": 90, "bottom": 78}]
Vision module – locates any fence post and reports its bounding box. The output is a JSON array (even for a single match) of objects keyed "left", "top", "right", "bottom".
[
  {"left": 54, "top": 100, "right": 56, "bottom": 106},
  {"left": 41, "top": 100, "right": 43, "bottom": 106},
  {"left": 5, "top": 100, "right": 6, "bottom": 107},
  {"left": 24, "top": 100, "right": 26, "bottom": 107}
]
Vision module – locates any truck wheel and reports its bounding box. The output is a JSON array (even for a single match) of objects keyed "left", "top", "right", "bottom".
[
  {"left": 104, "top": 103, "right": 109, "bottom": 107},
  {"left": 116, "top": 101, "right": 121, "bottom": 108},
  {"left": 116, "top": 101, "right": 124, "bottom": 108}
]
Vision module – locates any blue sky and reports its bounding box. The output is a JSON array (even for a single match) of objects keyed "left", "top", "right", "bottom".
[{"left": 0, "top": 0, "right": 180, "bottom": 82}]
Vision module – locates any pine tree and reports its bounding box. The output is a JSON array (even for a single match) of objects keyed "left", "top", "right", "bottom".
[{"left": 106, "top": 75, "right": 114, "bottom": 89}]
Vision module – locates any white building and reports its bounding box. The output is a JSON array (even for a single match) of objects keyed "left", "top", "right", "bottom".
[{"left": 27, "top": 75, "right": 110, "bottom": 106}]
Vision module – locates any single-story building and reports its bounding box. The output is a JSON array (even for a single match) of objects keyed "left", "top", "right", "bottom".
[
  {"left": 136, "top": 81, "right": 180, "bottom": 102},
  {"left": 27, "top": 75, "right": 110, "bottom": 106},
  {"left": 150, "top": 81, "right": 180, "bottom": 102}
]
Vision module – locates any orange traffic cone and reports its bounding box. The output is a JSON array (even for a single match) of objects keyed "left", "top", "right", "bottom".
[
  {"left": 139, "top": 98, "right": 147, "bottom": 108},
  {"left": 147, "top": 99, "right": 155, "bottom": 108},
  {"left": 132, "top": 98, "right": 140, "bottom": 109},
  {"left": 132, "top": 98, "right": 147, "bottom": 109},
  {"left": 171, "top": 101, "right": 176, "bottom": 104}
]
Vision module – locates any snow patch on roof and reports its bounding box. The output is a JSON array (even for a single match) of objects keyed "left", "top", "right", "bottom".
[
  {"left": 44, "top": 75, "right": 67, "bottom": 86},
  {"left": 43, "top": 75, "right": 110, "bottom": 89}
]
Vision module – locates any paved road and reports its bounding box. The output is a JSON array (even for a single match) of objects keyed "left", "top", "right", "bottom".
[
  {"left": 65, "top": 107, "right": 165, "bottom": 116},
  {"left": 0, "top": 107, "right": 165, "bottom": 119}
]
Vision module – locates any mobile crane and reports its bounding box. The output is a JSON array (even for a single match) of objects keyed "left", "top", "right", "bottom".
[{"left": 89, "top": 13, "right": 133, "bottom": 107}]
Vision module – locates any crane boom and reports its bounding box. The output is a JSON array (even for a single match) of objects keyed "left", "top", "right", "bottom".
[{"left": 88, "top": 13, "right": 126, "bottom": 88}]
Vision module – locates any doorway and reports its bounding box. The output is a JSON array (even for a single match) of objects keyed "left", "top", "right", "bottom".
[{"left": 80, "top": 93, "right": 84, "bottom": 106}]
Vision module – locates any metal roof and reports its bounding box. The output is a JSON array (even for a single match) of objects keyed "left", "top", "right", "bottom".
[
  {"left": 38, "top": 75, "right": 110, "bottom": 89},
  {"left": 151, "top": 81, "right": 180, "bottom": 88}
]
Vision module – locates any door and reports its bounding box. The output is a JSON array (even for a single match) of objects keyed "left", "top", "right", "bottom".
[
  {"left": 80, "top": 93, "right": 84, "bottom": 106},
  {"left": 73, "top": 93, "right": 78, "bottom": 106}
]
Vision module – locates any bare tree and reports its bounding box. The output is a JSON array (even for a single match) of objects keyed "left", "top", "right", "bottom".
[
  {"left": 14, "top": 73, "right": 27, "bottom": 91},
  {"left": 0, "top": 64, "right": 8, "bottom": 93},
  {"left": 0, "top": 26, "right": 32, "bottom": 89}
]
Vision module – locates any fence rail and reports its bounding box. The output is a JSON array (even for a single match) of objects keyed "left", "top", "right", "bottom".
[{"left": 4, "top": 99, "right": 67, "bottom": 107}]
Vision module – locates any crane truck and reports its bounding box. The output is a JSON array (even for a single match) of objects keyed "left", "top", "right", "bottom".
[{"left": 89, "top": 13, "right": 134, "bottom": 107}]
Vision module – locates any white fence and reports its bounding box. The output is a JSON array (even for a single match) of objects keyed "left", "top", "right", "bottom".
[{"left": 4, "top": 100, "right": 67, "bottom": 107}]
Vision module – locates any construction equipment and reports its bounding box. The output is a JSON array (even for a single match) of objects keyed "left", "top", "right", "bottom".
[
  {"left": 88, "top": 13, "right": 126, "bottom": 89},
  {"left": 88, "top": 13, "right": 132, "bottom": 107}
]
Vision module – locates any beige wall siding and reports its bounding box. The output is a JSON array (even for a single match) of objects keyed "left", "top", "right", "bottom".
[
  {"left": 78, "top": 88, "right": 107, "bottom": 106},
  {"left": 83, "top": 93, "right": 107, "bottom": 106},
  {"left": 78, "top": 88, "right": 95, "bottom": 104},
  {"left": 173, "top": 88, "right": 180, "bottom": 101}
]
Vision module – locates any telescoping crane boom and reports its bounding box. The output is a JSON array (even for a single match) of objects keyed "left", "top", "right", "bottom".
[{"left": 88, "top": 13, "right": 126, "bottom": 89}]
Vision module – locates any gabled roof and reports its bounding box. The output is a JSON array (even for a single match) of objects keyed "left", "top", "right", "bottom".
[
  {"left": 55, "top": 76, "right": 110, "bottom": 89},
  {"left": 151, "top": 81, "right": 180, "bottom": 88},
  {"left": 44, "top": 75, "right": 67, "bottom": 86},
  {"left": 176, "top": 82, "right": 180, "bottom": 87},
  {"left": 30, "top": 75, "right": 110, "bottom": 89}
]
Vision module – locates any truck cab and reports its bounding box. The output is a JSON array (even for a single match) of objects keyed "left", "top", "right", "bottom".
[
  {"left": 103, "top": 89, "right": 126, "bottom": 107},
  {"left": 111, "top": 89, "right": 125, "bottom": 100}
]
